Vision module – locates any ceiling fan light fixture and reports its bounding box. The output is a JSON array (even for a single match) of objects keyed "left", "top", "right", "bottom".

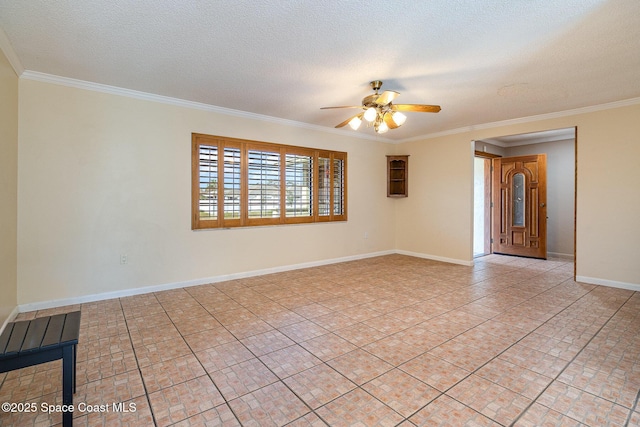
[
  {"left": 364, "top": 107, "right": 377, "bottom": 122},
  {"left": 348, "top": 116, "right": 362, "bottom": 130},
  {"left": 321, "top": 80, "right": 440, "bottom": 133},
  {"left": 377, "top": 121, "right": 389, "bottom": 134},
  {"left": 391, "top": 111, "right": 407, "bottom": 126}
]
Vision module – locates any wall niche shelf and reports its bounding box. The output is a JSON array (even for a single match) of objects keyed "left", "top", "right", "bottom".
[{"left": 387, "top": 155, "right": 409, "bottom": 197}]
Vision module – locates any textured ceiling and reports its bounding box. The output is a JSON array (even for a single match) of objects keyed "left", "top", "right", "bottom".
[{"left": 1, "top": 0, "right": 639, "bottom": 141}]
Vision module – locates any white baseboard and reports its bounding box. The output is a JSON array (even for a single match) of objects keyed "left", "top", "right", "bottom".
[
  {"left": 547, "top": 252, "right": 574, "bottom": 260},
  {"left": 23, "top": 251, "right": 636, "bottom": 314},
  {"left": 395, "top": 250, "right": 473, "bottom": 267},
  {"left": 17, "top": 250, "right": 396, "bottom": 313},
  {"left": 576, "top": 276, "right": 640, "bottom": 292},
  {"left": 0, "top": 306, "right": 20, "bottom": 335}
]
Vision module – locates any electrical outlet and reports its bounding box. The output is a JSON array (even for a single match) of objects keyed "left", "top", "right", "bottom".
[
  {"left": 120, "top": 255, "right": 128, "bottom": 265},
  {"left": 364, "top": 232, "right": 369, "bottom": 239}
]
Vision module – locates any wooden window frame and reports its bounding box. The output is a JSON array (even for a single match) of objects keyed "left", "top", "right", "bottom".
[{"left": 192, "top": 133, "right": 347, "bottom": 230}]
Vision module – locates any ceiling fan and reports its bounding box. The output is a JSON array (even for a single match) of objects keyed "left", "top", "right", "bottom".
[{"left": 321, "top": 80, "right": 441, "bottom": 134}]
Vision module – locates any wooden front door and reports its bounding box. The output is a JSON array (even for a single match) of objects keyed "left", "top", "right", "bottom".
[{"left": 492, "top": 154, "right": 547, "bottom": 259}]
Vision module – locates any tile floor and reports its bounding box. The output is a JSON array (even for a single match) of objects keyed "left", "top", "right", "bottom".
[{"left": 1, "top": 254, "right": 639, "bottom": 426}]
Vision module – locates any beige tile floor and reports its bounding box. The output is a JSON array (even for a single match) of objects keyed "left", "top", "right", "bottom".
[{"left": 1, "top": 254, "right": 639, "bottom": 426}]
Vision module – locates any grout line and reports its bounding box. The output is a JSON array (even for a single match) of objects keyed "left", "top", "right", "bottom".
[
  {"left": 120, "top": 297, "right": 160, "bottom": 427},
  {"left": 623, "top": 387, "right": 640, "bottom": 427},
  {"left": 389, "top": 262, "right": 626, "bottom": 425},
  {"left": 215, "top": 279, "right": 413, "bottom": 425},
  {"left": 8, "top": 255, "right": 635, "bottom": 426},
  {"left": 299, "top": 256, "right": 576, "bottom": 425},
  {"left": 164, "top": 290, "right": 245, "bottom": 426},
  {"left": 508, "top": 287, "right": 636, "bottom": 427}
]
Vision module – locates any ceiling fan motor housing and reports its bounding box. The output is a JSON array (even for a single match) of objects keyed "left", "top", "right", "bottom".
[{"left": 362, "top": 94, "right": 380, "bottom": 107}]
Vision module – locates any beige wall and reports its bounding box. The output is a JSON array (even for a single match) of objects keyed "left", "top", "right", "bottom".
[
  {"left": 393, "top": 134, "right": 474, "bottom": 263},
  {"left": 0, "top": 48, "right": 18, "bottom": 325},
  {"left": 396, "top": 103, "right": 640, "bottom": 287},
  {"left": 11, "top": 77, "right": 640, "bottom": 308},
  {"left": 17, "top": 79, "right": 397, "bottom": 306}
]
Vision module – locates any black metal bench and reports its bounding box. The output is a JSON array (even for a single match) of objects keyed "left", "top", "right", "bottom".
[{"left": 0, "top": 311, "right": 81, "bottom": 427}]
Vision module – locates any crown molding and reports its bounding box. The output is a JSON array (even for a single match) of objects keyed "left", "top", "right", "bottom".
[
  {"left": 17, "top": 70, "right": 640, "bottom": 146},
  {"left": 401, "top": 97, "right": 640, "bottom": 143},
  {"left": 20, "top": 71, "right": 392, "bottom": 143},
  {"left": 477, "top": 127, "right": 576, "bottom": 148},
  {"left": 0, "top": 28, "right": 24, "bottom": 76}
]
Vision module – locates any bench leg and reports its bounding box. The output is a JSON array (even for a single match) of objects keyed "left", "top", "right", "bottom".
[
  {"left": 73, "top": 344, "right": 77, "bottom": 394},
  {"left": 62, "top": 345, "right": 73, "bottom": 427}
]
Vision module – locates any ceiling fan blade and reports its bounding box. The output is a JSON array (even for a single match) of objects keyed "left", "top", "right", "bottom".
[
  {"left": 392, "top": 104, "right": 441, "bottom": 113},
  {"left": 383, "top": 112, "right": 401, "bottom": 129},
  {"left": 335, "top": 113, "right": 363, "bottom": 128},
  {"left": 375, "top": 90, "right": 400, "bottom": 105},
  {"left": 320, "top": 106, "right": 362, "bottom": 110}
]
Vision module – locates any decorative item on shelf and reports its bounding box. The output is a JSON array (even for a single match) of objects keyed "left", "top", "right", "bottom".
[
  {"left": 387, "top": 155, "right": 409, "bottom": 197},
  {"left": 321, "top": 81, "right": 440, "bottom": 134}
]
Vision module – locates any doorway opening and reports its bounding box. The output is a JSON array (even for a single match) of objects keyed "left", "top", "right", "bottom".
[{"left": 473, "top": 127, "right": 576, "bottom": 261}]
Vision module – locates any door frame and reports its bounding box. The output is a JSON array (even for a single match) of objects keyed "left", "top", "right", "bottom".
[
  {"left": 472, "top": 127, "right": 577, "bottom": 277},
  {"left": 474, "top": 151, "right": 500, "bottom": 257}
]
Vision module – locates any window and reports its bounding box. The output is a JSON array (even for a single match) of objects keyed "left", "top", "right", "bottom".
[
  {"left": 317, "top": 156, "right": 331, "bottom": 217},
  {"left": 285, "top": 152, "right": 313, "bottom": 219},
  {"left": 247, "top": 146, "right": 280, "bottom": 222},
  {"left": 192, "top": 134, "right": 347, "bottom": 229},
  {"left": 222, "top": 144, "right": 241, "bottom": 221}
]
